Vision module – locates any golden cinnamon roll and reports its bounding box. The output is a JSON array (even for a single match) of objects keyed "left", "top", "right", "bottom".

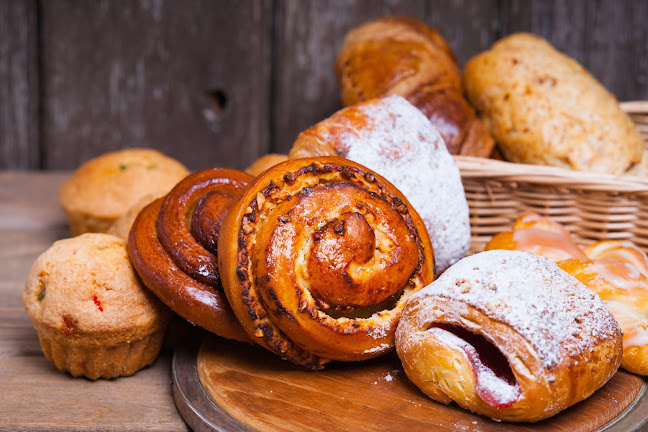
[
  {"left": 397, "top": 250, "right": 623, "bottom": 422},
  {"left": 127, "top": 168, "right": 253, "bottom": 341},
  {"left": 559, "top": 258, "right": 648, "bottom": 376},
  {"left": 218, "top": 157, "right": 435, "bottom": 369},
  {"left": 485, "top": 213, "right": 586, "bottom": 262}
]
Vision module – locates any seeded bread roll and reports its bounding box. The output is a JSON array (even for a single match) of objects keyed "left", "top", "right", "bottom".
[{"left": 463, "top": 33, "right": 644, "bottom": 174}]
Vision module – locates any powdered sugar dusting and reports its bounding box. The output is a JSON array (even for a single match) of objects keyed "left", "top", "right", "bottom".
[
  {"left": 411, "top": 250, "right": 621, "bottom": 369},
  {"left": 339, "top": 95, "right": 470, "bottom": 272}
]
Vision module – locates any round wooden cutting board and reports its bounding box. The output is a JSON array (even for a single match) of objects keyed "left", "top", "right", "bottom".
[{"left": 173, "top": 336, "right": 648, "bottom": 432}]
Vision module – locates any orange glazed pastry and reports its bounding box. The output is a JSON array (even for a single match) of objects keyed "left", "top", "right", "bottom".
[
  {"left": 290, "top": 95, "right": 470, "bottom": 272},
  {"left": 128, "top": 168, "right": 253, "bottom": 342},
  {"left": 23, "top": 234, "right": 172, "bottom": 379},
  {"left": 336, "top": 16, "right": 494, "bottom": 157},
  {"left": 559, "top": 258, "right": 648, "bottom": 376},
  {"left": 59, "top": 148, "right": 190, "bottom": 235},
  {"left": 397, "top": 250, "right": 622, "bottom": 422},
  {"left": 218, "top": 157, "right": 435, "bottom": 369},
  {"left": 485, "top": 213, "right": 586, "bottom": 262},
  {"left": 583, "top": 240, "right": 648, "bottom": 276}
]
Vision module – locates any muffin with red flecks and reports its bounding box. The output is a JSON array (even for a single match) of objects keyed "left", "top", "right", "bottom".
[{"left": 23, "top": 233, "right": 171, "bottom": 379}]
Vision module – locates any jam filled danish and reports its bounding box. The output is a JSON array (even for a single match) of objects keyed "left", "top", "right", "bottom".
[
  {"left": 128, "top": 168, "right": 253, "bottom": 341},
  {"left": 218, "top": 157, "right": 435, "bottom": 369},
  {"left": 396, "top": 250, "right": 622, "bottom": 422}
]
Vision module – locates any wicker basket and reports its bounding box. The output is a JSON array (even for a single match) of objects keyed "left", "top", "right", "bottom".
[{"left": 457, "top": 101, "right": 648, "bottom": 254}]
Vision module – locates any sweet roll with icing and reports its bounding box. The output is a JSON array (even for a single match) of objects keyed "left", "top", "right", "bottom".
[{"left": 217, "top": 157, "right": 435, "bottom": 369}]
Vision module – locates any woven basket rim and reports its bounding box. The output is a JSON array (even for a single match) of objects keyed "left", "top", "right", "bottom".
[{"left": 454, "top": 155, "right": 648, "bottom": 193}]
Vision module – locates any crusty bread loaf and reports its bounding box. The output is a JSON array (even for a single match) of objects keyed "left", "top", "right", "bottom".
[
  {"left": 336, "top": 16, "right": 495, "bottom": 157},
  {"left": 463, "top": 33, "right": 644, "bottom": 174}
]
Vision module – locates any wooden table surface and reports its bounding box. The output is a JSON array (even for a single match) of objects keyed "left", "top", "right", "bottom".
[{"left": 0, "top": 171, "right": 189, "bottom": 431}]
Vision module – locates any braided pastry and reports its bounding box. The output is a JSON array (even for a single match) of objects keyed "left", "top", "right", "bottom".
[
  {"left": 336, "top": 16, "right": 494, "bottom": 157},
  {"left": 559, "top": 258, "right": 648, "bottom": 375},
  {"left": 583, "top": 240, "right": 648, "bottom": 276},
  {"left": 128, "top": 168, "right": 253, "bottom": 341},
  {"left": 290, "top": 94, "right": 469, "bottom": 272},
  {"left": 396, "top": 250, "right": 622, "bottom": 422},
  {"left": 218, "top": 157, "right": 435, "bottom": 369},
  {"left": 485, "top": 212, "right": 586, "bottom": 262}
]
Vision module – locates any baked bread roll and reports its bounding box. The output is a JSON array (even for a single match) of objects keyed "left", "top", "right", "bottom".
[
  {"left": 396, "top": 250, "right": 623, "bottom": 422},
  {"left": 128, "top": 168, "right": 253, "bottom": 342},
  {"left": 463, "top": 33, "right": 644, "bottom": 174},
  {"left": 559, "top": 258, "right": 648, "bottom": 375},
  {"left": 336, "top": 16, "right": 494, "bottom": 157},
  {"left": 290, "top": 94, "right": 470, "bottom": 272},
  {"left": 485, "top": 212, "right": 586, "bottom": 262},
  {"left": 218, "top": 156, "right": 435, "bottom": 369}
]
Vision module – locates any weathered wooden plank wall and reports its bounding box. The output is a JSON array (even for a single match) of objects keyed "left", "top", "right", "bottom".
[{"left": 1, "top": 0, "right": 647, "bottom": 171}]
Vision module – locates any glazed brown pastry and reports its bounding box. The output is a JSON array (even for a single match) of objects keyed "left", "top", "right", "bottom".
[
  {"left": 336, "top": 16, "right": 494, "bottom": 157},
  {"left": 463, "top": 33, "right": 644, "bottom": 174},
  {"left": 245, "top": 153, "right": 288, "bottom": 177},
  {"left": 397, "top": 250, "right": 622, "bottom": 422},
  {"left": 485, "top": 212, "right": 586, "bottom": 262},
  {"left": 128, "top": 168, "right": 253, "bottom": 341},
  {"left": 290, "top": 95, "right": 470, "bottom": 273},
  {"left": 218, "top": 157, "right": 435, "bottom": 369}
]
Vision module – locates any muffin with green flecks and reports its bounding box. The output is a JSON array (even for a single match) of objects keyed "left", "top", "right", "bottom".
[
  {"left": 58, "top": 148, "right": 190, "bottom": 235},
  {"left": 23, "top": 233, "right": 172, "bottom": 379}
]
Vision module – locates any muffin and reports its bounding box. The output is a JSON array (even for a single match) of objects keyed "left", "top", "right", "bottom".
[
  {"left": 58, "top": 148, "right": 190, "bottom": 235},
  {"left": 23, "top": 233, "right": 172, "bottom": 379}
]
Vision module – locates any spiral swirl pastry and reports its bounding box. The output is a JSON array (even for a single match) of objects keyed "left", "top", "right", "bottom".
[
  {"left": 128, "top": 168, "right": 253, "bottom": 341},
  {"left": 218, "top": 157, "right": 435, "bottom": 369}
]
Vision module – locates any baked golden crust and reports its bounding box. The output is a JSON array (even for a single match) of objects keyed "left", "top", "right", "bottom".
[
  {"left": 463, "top": 33, "right": 644, "bottom": 174},
  {"left": 23, "top": 233, "right": 172, "bottom": 379},
  {"left": 336, "top": 16, "right": 494, "bottom": 157},
  {"left": 396, "top": 250, "right": 623, "bottom": 422},
  {"left": 58, "top": 148, "right": 190, "bottom": 235},
  {"left": 218, "top": 156, "right": 435, "bottom": 369},
  {"left": 127, "top": 168, "right": 253, "bottom": 342}
]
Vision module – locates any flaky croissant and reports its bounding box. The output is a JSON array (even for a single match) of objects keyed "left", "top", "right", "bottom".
[
  {"left": 336, "top": 16, "right": 495, "bottom": 157},
  {"left": 218, "top": 156, "right": 435, "bottom": 369}
]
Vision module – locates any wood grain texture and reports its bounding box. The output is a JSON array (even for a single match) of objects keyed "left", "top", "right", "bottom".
[
  {"left": 0, "top": 0, "right": 39, "bottom": 169},
  {"left": 40, "top": 0, "right": 272, "bottom": 171},
  {"left": 498, "top": 0, "right": 648, "bottom": 101},
  {"left": 0, "top": 172, "right": 189, "bottom": 431},
  {"left": 194, "top": 336, "right": 646, "bottom": 432}
]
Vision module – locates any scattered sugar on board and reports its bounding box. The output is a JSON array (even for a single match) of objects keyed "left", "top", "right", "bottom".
[
  {"left": 340, "top": 95, "right": 470, "bottom": 272},
  {"left": 409, "top": 250, "right": 620, "bottom": 369}
]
